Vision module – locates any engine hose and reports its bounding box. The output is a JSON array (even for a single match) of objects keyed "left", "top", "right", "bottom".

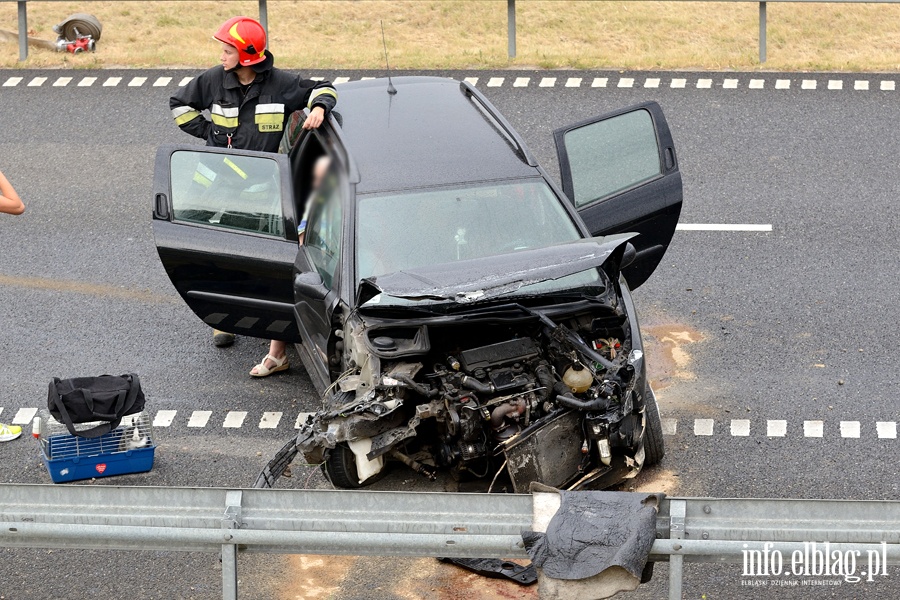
[
  {"left": 53, "top": 14, "right": 102, "bottom": 42},
  {"left": 460, "top": 375, "right": 495, "bottom": 395},
  {"left": 395, "top": 374, "right": 438, "bottom": 398},
  {"left": 556, "top": 392, "right": 608, "bottom": 412}
]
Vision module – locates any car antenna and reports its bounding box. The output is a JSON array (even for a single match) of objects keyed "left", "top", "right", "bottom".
[{"left": 381, "top": 20, "right": 397, "bottom": 95}]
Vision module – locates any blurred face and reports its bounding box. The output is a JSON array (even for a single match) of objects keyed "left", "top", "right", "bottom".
[
  {"left": 220, "top": 43, "right": 240, "bottom": 70},
  {"left": 312, "top": 156, "right": 331, "bottom": 190}
]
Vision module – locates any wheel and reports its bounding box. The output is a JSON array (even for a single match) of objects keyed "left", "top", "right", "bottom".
[
  {"left": 642, "top": 384, "right": 665, "bottom": 466},
  {"left": 323, "top": 442, "right": 388, "bottom": 489}
]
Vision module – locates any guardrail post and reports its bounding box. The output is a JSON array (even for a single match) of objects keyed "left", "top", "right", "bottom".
[
  {"left": 258, "top": 0, "right": 268, "bottom": 37},
  {"left": 668, "top": 499, "right": 686, "bottom": 600},
  {"left": 507, "top": 0, "right": 516, "bottom": 59},
  {"left": 17, "top": 0, "right": 27, "bottom": 62},
  {"left": 222, "top": 491, "right": 243, "bottom": 600},
  {"left": 759, "top": 1, "right": 767, "bottom": 63}
]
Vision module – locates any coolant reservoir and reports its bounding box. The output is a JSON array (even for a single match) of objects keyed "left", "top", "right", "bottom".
[{"left": 563, "top": 364, "right": 592, "bottom": 394}]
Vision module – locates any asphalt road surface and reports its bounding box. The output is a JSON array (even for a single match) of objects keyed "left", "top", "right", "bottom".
[{"left": 1, "top": 68, "right": 898, "bottom": 599}]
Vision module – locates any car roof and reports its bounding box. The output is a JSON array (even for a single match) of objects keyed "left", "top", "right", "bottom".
[{"left": 333, "top": 76, "right": 539, "bottom": 194}]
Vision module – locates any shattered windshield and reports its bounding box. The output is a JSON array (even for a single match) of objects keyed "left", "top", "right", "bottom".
[{"left": 356, "top": 180, "right": 601, "bottom": 305}]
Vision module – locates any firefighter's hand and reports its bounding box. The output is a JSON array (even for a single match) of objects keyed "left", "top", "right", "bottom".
[{"left": 303, "top": 107, "right": 325, "bottom": 129}]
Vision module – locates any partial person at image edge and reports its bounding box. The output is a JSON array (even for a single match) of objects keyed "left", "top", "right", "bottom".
[
  {"left": 0, "top": 168, "right": 25, "bottom": 441},
  {"left": 168, "top": 16, "right": 337, "bottom": 351}
]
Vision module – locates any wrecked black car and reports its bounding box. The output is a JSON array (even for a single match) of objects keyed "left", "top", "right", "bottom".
[{"left": 151, "top": 76, "right": 682, "bottom": 491}]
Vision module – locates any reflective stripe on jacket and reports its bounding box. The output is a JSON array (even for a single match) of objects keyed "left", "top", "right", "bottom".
[{"left": 169, "top": 53, "right": 337, "bottom": 153}]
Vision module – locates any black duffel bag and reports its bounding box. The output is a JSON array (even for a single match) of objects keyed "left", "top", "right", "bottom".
[{"left": 48, "top": 373, "right": 145, "bottom": 438}]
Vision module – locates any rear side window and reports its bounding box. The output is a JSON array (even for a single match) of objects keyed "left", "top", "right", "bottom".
[
  {"left": 564, "top": 110, "right": 661, "bottom": 208},
  {"left": 169, "top": 151, "right": 284, "bottom": 237}
]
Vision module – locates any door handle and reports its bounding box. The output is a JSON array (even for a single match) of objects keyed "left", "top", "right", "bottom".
[
  {"left": 154, "top": 193, "right": 169, "bottom": 220},
  {"left": 664, "top": 148, "right": 676, "bottom": 171}
]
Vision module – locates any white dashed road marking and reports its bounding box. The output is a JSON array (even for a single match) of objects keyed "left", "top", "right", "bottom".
[
  {"left": 187, "top": 410, "right": 212, "bottom": 428},
  {"left": 259, "top": 412, "right": 283, "bottom": 429},
  {"left": 731, "top": 419, "right": 751, "bottom": 437},
  {"left": 877, "top": 422, "right": 897, "bottom": 439},
  {"left": 670, "top": 78, "right": 686, "bottom": 89},
  {"left": 775, "top": 79, "right": 790, "bottom": 89},
  {"left": 487, "top": 77, "right": 504, "bottom": 87},
  {"left": 840, "top": 421, "right": 861, "bottom": 438},
  {"left": 513, "top": 77, "right": 529, "bottom": 88},
  {"left": 12, "top": 407, "right": 37, "bottom": 425},
  {"left": 723, "top": 79, "right": 739, "bottom": 89},
  {"left": 881, "top": 81, "right": 895, "bottom": 91},
  {"left": 178, "top": 76, "right": 194, "bottom": 86},
  {"left": 153, "top": 410, "right": 177, "bottom": 427},
  {"left": 539, "top": 77, "right": 556, "bottom": 88},
  {"left": 767, "top": 420, "right": 787, "bottom": 437},
  {"left": 103, "top": 77, "right": 121, "bottom": 87},
  {"left": 295, "top": 412, "right": 314, "bottom": 428},
  {"left": 644, "top": 78, "right": 660, "bottom": 88},
  {"left": 804, "top": 420, "right": 825, "bottom": 438},
  {"left": 565, "top": 77, "right": 581, "bottom": 88},
  {"left": 696, "top": 79, "right": 712, "bottom": 89},
  {"left": 333, "top": 76, "right": 350, "bottom": 85},
  {"left": 828, "top": 80, "right": 843, "bottom": 90},
  {"left": 463, "top": 77, "right": 478, "bottom": 86},
  {"left": 154, "top": 76, "right": 172, "bottom": 87},
  {"left": 128, "top": 77, "right": 147, "bottom": 87},
  {"left": 694, "top": 419, "right": 715, "bottom": 436},
  {"left": 223, "top": 411, "right": 248, "bottom": 428},
  {"left": 661, "top": 418, "right": 677, "bottom": 436},
  {"left": 749, "top": 79, "right": 764, "bottom": 89},
  {"left": 854, "top": 80, "right": 869, "bottom": 91},
  {"left": 78, "top": 77, "right": 96, "bottom": 87},
  {"left": 677, "top": 223, "right": 773, "bottom": 232},
  {"left": 3, "top": 77, "right": 22, "bottom": 87},
  {"left": 802, "top": 80, "right": 817, "bottom": 90},
  {"left": 591, "top": 77, "right": 608, "bottom": 88},
  {"left": 28, "top": 77, "right": 46, "bottom": 87},
  {"left": 53, "top": 77, "right": 72, "bottom": 87},
  {"left": 617, "top": 77, "right": 634, "bottom": 88}
]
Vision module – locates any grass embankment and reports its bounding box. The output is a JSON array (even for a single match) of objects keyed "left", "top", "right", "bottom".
[{"left": 2, "top": 1, "right": 900, "bottom": 71}]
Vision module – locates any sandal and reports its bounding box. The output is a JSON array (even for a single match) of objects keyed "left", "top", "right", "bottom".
[{"left": 250, "top": 353, "right": 290, "bottom": 378}]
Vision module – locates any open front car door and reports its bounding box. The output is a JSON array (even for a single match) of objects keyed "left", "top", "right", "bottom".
[
  {"left": 151, "top": 144, "right": 303, "bottom": 342},
  {"left": 553, "top": 101, "right": 683, "bottom": 289}
]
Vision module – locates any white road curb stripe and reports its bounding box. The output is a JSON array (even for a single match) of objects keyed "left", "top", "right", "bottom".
[
  {"left": 775, "top": 79, "right": 790, "bottom": 89},
  {"left": 128, "top": 77, "right": 146, "bottom": 87},
  {"left": 3, "top": 77, "right": 22, "bottom": 87},
  {"left": 154, "top": 77, "right": 172, "bottom": 87},
  {"left": 28, "top": 77, "right": 46, "bottom": 87},
  {"left": 731, "top": 419, "right": 751, "bottom": 437},
  {"left": 670, "top": 78, "right": 686, "bottom": 89},
  {"left": 644, "top": 78, "right": 660, "bottom": 88},
  {"left": 103, "top": 77, "right": 121, "bottom": 87},
  {"left": 881, "top": 81, "right": 895, "bottom": 91},
  {"left": 854, "top": 80, "right": 869, "bottom": 91},
  {"left": 78, "top": 77, "right": 96, "bottom": 87},
  {"left": 696, "top": 79, "right": 712, "bottom": 89},
  {"left": 565, "top": 77, "right": 581, "bottom": 88},
  {"left": 801, "top": 80, "right": 817, "bottom": 90},
  {"left": 828, "top": 80, "right": 843, "bottom": 90},
  {"left": 487, "top": 77, "right": 504, "bottom": 87},
  {"left": 617, "top": 78, "right": 634, "bottom": 88},
  {"left": 513, "top": 77, "right": 529, "bottom": 87},
  {"left": 723, "top": 79, "right": 738, "bottom": 89},
  {"left": 53, "top": 77, "right": 72, "bottom": 87},
  {"left": 539, "top": 77, "right": 556, "bottom": 87},
  {"left": 591, "top": 77, "right": 607, "bottom": 88}
]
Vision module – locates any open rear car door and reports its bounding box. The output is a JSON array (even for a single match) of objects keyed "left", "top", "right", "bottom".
[
  {"left": 151, "top": 144, "right": 303, "bottom": 342},
  {"left": 553, "top": 101, "right": 682, "bottom": 288}
]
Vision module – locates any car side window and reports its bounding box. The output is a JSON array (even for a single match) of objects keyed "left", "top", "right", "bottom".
[
  {"left": 304, "top": 166, "right": 342, "bottom": 288},
  {"left": 169, "top": 150, "right": 285, "bottom": 237},
  {"left": 564, "top": 109, "right": 661, "bottom": 208}
]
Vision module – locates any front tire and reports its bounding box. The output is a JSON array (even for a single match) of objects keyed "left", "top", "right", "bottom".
[
  {"left": 642, "top": 384, "right": 665, "bottom": 466},
  {"left": 323, "top": 443, "right": 388, "bottom": 488}
]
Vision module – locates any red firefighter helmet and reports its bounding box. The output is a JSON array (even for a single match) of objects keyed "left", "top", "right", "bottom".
[{"left": 214, "top": 16, "right": 267, "bottom": 66}]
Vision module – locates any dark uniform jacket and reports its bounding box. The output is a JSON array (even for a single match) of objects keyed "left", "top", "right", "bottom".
[{"left": 170, "top": 52, "right": 337, "bottom": 153}]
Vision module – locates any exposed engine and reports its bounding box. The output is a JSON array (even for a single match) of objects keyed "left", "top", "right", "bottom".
[{"left": 292, "top": 301, "right": 653, "bottom": 492}]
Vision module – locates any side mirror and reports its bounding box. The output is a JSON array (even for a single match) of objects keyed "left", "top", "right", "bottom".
[
  {"left": 295, "top": 271, "right": 328, "bottom": 301},
  {"left": 621, "top": 242, "right": 637, "bottom": 269}
]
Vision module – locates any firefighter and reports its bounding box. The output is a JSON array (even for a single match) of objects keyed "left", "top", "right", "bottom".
[{"left": 170, "top": 16, "right": 337, "bottom": 348}]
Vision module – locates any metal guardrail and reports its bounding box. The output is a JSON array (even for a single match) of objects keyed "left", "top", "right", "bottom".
[
  {"left": 5, "top": 0, "right": 900, "bottom": 64},
  {"left": 3, "top": 484, "right": 900, "bottom": 599}
]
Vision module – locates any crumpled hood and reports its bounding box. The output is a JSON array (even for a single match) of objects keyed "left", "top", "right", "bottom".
[{"left": 357, "top": 234, "right": 637, "bottom": 306}]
